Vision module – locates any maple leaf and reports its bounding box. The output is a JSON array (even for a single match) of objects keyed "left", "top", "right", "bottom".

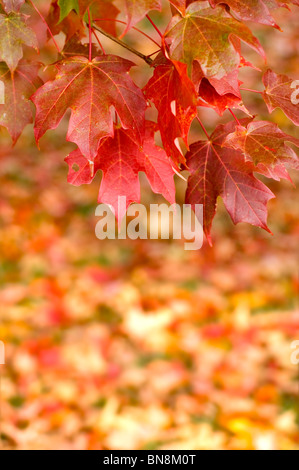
[
  {"left": 1, "top": 0, "right": 25, "bottom": 13},
  {"left": 31, "top": 55, "right": 147, "bottom": 161},
  {"left": 198, "top": 78, "right": 249, "bottom": 116},
  {"left": 78, "top": 0, "right": 119, "bottom": 17},
  {"left": 185, "top": 120, "right": 275, "bottom": 244},
  {"left": 80, "top": 0, "right": 120, "bottom": 36},
  {"left": 192, "top": 54, "right": 248, "bottom": 114},
  {"left": 62, "top": 34, "right": 99, "bottom": 57},
  {"left": 77, "top": 0, "right": 100, "bottom": 15},
  {"left": 165, "top": 1, "right": 265, "bottom": 79},
  {"left": 57, "top": 0, "right": 120, "bottom": 36},
  {"left": 193, "top": 36, "right": 262, "bottom": 92},
  {"left": 0, "top": 60, "right": 42, "bottom": 143},
  {"left": 47, "top": 1, "right": 86, "bottom": 42},
  {"left": 273, "top": 0, "right": 299, "bottom": 7},
  {"left": 58, "top": 0, "right": 78, "bottom": 21},
  {"left": 168, "top": 0, "right": 186, "bottom": 14},
  {"left": 65, "top": 122, "right": 175, "bottom": 221},
  {"left": 209, "top": 0, "right": 280, "bottom": 29},
  {"left": 263, "top": 69, "right": 299, "bottom": 126},
  {"left": 192, "top": 59, "right": 242, "bottom": 97},
  {"left": 144, "top": 58, "right": 198, "bottom": 165},
  {"left": 122, "top": 0, "right": 162, "bottom": 36},
  {"left": 223, "top": 121, "right": 299, "bottom": 182},
  {"left": 0, "top": 12, "right": 38, "bottom": 71}
]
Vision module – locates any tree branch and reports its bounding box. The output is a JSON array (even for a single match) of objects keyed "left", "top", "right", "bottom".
[{"left": 92, "top": 25, "right": 153, "bottom": 65}]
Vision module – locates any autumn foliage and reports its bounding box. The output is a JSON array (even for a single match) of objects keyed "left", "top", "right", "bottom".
[{"left": 0, "top": 0, "right": 299, "bottom": 243}]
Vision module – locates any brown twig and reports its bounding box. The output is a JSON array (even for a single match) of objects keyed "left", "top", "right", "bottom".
[{"left": 92, "top": 25, "right": 153, "bottom": 65}]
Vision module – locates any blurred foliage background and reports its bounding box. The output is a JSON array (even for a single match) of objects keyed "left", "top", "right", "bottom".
[{"left": 0, "top": 0, "right": 299, "bottom": 450}]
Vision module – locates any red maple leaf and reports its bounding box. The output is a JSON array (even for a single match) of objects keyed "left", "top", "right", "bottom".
[
  {"left": 209, "top": 0, "right": 280, "bottom": 29},
  {"left": 168, "top": 0, "right": 186, "bottom": 14},
  {"left": 164, "top": 1, "right": 265, "bottom": 79},
  {"left": 0, "top": 11, "right": 38, "bottom": 71},
  {"left": 223, "top": 120, "right": 299, "bottom": 182},
  {"left": 144, "top": 58, "right": 198, "bottom": 165},
  {"left": 263, "top": 69, "right": 299, "bottom": 126},
  {"left": 122, "top": 0, "right": 162, "bottom": 36},
  {"left": 197, "top": 78, "right": 249, "bottom": 116},
  {"left": 32, "top": 55, "right": 147, "bottom": 160},
  {"left": 65, "top": 122, "right": 176, "bottom": 221},
  {"left": 185, "top": 120, "right": 275, "bottom": 244},
  {"left": 0, "top": 60, "right": 42, "bottom": 143}
]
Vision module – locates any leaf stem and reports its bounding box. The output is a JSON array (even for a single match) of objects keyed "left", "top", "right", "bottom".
[
  {"left": 88, "top": 8, "right": 92, "bottom": 61},
  {"left": 91, "top": 24, "right": 153, "bottom": 65},
  {"left": 147, "top": 49, "right": 161, "bottom": 57},
  {"left": 197, "top": 116, "right": 210, "bottom": 140},
  {"left": 228, "top": 108, "right": 241, "bottom": 125},
  {"left": 27, "top": 0, "right": 61, "bottom": 54},
  {"left": 93, "top": 18, "right": 161, "bottom": 48},
  {"left": 92, "top": 28, "right": 106, "bottom": 55},
  {"left": 240, "top": 88, "right": 263, "bottom": 94},
  {"left": 146, "top": 14, "right": 163, "bottom": 39}
]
